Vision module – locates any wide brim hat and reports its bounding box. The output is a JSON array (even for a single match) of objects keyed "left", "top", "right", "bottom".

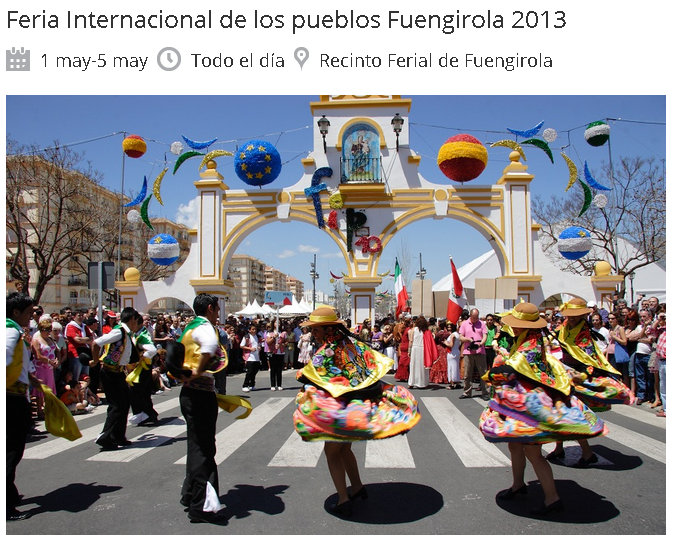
[
  {"left": 300, "top": 305, "right": 345, "bottom": 328},
  {"left": 500, "top": 302, "right": 548, "bottom": 329},
  {"left": 559, "top": 297, "right": 592, "bottom": 316}
]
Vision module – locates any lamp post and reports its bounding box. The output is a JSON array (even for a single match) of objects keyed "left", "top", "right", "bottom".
[
  {"left": 416, "top": 253, "right": 426, "bottom": 314},
  {"left": 629, "top": 271, "right": 636, "bottom": 305},
  {"left": 310, "top": 253, "right": 319, "bottom": 309},
  {"left": 317, "top": 115, "right": 330, "bottom": 153},
  {"left": 391, "top": 113, "right": 404, "bottom": 151}
]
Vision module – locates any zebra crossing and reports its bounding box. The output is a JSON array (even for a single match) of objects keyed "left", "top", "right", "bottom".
[{"left": 24, "top": 391, "right": 666, "bottom": 469}]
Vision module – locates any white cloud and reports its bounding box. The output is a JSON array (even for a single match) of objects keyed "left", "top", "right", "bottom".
[
  {"left": 277, "top": 249, "right": 296, "bottom": 259},
  {"left": 298, "top": 244, "right": 319, "bottom": 253},
  {"left": 175, "top": 197, "right": 199, "bottom": 229}
]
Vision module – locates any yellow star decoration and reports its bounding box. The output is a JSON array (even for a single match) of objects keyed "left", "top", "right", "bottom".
[
  {"left": 255, "top": 172, "right": 264, "bottom": 179},
  {"left": 257, "top": 145, "right": 266, "bottom": 152},
  {"left": 578, "top": 231, "right": 586, "bottom": 237},
  {"left": 246, "top": 144, "right": 255, "bottom": 151},
  {"left": 264, "top": 154, "right": 271, "bottom": 161},
  {"left": 239, "top": 152, "right": 246, "bottom": 159},
  {"left": 241, "top": 164, "right": 247, "bottom": 171},
  {"left": 265, "top": 166, "right": 272, "bottom": 174},
  {"left": 153, "top": 236, "right": 163, "bottom": 244},
  {"left": 247, "top": 172, "right": 253, "bottom": 179}
]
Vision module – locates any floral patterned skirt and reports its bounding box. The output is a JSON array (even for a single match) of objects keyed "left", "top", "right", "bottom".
[
  {"left": 293, "top": 383, "right": 421, "bottom": 442},
  {"left": 571, "top": 372, "right": 636, "bottom": 411},
  {"left": 479, "top": 377, "right": 607, "bottom": 444}
]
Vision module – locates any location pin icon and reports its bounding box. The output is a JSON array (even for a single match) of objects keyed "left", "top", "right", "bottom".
[{"left": 294, "top": 47, "right": 309, "bottom": 69}]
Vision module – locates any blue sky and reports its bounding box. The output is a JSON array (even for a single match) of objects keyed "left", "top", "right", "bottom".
[{"left": 5, "top": 95, "right": 666, "bottom": 296}]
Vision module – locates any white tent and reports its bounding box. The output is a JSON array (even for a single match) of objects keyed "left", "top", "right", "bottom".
[
  {"left": 235, "top": 302, "right": 254, "bottom": 316},
  {"left": 278, "top": 295, "right": 310, "bottom": 317}
]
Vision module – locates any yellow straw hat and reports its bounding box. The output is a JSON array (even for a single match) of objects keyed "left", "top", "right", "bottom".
[
  {"left": 500, "top": 302, "right": 548, "bottom": 329},
  {"left": 559, "top": 297, "right": 592, "bottom": 317},
  {"left": 300, "top": 305, "right": 346, "bottom": 328}
]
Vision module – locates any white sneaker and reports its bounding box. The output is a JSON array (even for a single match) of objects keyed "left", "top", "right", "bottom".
[
  {"left": 242, "top": 387, "right": 250, "bottom": 392},
  {"left": 270, "top": 387, "right": 276, "bottom": 391},
  {"left": 276, "top": 386, "right": 283, "bottom": 391}
]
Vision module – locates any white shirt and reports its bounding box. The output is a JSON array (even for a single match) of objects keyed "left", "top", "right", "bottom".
[
  {"left": 94, "top": 323, "right": 134, "bottom": 365},
  {"left": 635, "top": 325, "right": 653, "bottom": 355},
  {"left": 592, "top": 326, "right": 610, "bottom": 352},
  {"left": 240, "top": 333, "right": 260, "bottom": 362}
]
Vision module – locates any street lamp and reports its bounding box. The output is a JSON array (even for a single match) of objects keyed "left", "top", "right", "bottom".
[
  {"left": 391, "top": 113, "right": 404, "bottom": 151},
  {"left": 416, "top": 252, "right": 426, "bottom": 280},
  {"left": 629, "top": 271, "right": 636, "bottom": 305},
  {"left": 310, "top": 253, "right": 319, "bottom": 309},
  {"left": 317, "top": 115, "right": 330, "bottom": 153}
]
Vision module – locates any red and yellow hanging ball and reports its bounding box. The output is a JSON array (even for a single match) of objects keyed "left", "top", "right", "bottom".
[
  {"left": 437, "top": 134, "right": 488, "bottom": 182},
  {"left": 122, "top": 134, "right": 147, "bottom": 158}
]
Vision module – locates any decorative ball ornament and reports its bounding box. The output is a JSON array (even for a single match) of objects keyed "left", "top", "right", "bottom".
[
  {"left": 584, "top": 121, "right": 610, "bottom": 147},
  {"left": 557, "top": 226, "right": 592, "bottom": 260},
  {"left": 594, "top": 261, "right": 612, "bottom": 277},
  {"left": 437, "top": 134, "right": 488, "bottom": 182},
  {"left": 147, "top": 233, "right": 180, "bottom": 266},
  {"left": 542, "top": 128, "right": 558, "bottom": 143},
  {"left": 127, "top": 209, "right": 141, "bottom": 224},
  {"left": 593, "top": 193, "right": 608, "bottom": 208},
  {"left": 170, "top": 141, "right": 184, "bottom": 155},
  {"left": 122, "top": 135, "right": 147, "bottom": 158},
  {"left": 234, "top": 139, "right": 282, "bottom": 187}
]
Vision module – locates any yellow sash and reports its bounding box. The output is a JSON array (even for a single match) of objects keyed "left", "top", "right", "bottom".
[
  {"left": 42, "top": 384, "right": 82, "bottom": 441},
  {"left": 216, "top": 394, "right": 253, "bottom": 419},
  {"left": 125, "top": 358, "right": 152, "bottom": 385},
  {"left": 558, "top": 321, "right": 621, "bottom": 375},
  {"left": 504, "top": 330, "right": 572, "bottom": 396},
  {"left": 6, "top": 320, "right": 26, "bottom": 388}
]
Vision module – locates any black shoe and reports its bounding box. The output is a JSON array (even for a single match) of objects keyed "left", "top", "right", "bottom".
[
  {"left": 7, "top": 509, "right": 32, "bottom": 521},
  {"left": 459, "top": 393, "right": 472, "bottom": 399},
  {"left": 95, "top": 436, "right": 118, "bottom": 451},
  {"left": 575, "top": 453, "right": 598, "bottom": 467},
  {"left": 496, "top": 485, "right": 528, "bottom": 500},
  {"left": 546, "top": 449, "right": 565, "bottom": 461},
  {"left": 328, "top": 500, "right": 353, "bottom": 517},
  {"left": 531, "top": 499, "right": 564, "bottom": 515},
  {"left": 138, "top": 418, "right": 159, "bottom": 427},
  {"left": 188, "top": 511, "right": 228, "bottom": 525},
  {"left": 116, "top": 439, "right": 133, "bottom": 447},
  {"left": 349, "top": 486, "right": 368, "bottom": 501}
]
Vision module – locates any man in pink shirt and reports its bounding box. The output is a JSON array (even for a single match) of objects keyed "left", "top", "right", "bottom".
[{"left": 458, "top": 308, "right": 488, "bottom": 400}]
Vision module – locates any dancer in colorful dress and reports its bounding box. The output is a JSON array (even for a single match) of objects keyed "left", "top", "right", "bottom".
[
  {"left": 293, "top": 306, "right": 421, "bottom": 517},
  {"left": 479, "top": 302, "right": 606, "bottom": 515},
  {"left": 545, "top": 297, "right": 635, "bottom": 466}
]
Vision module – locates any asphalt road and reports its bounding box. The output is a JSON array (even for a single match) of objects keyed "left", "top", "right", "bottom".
[{"left": 7, "top": 369, "right": 666, "bottom": 536}]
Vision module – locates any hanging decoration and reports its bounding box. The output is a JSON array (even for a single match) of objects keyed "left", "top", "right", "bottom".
[
  {"left": 542, "top": 128, "right": 558, "bottom": 143},
  {"left": 182, "top": 135, "right": 218, "bottom": 150},
  {"left": 593, "top": 193, "right": 608, "bottom": 209},
  {"left": 437, "top": 134, "right": 488, "bottom": 182},
  {"left": 577, "top": 180, "right": 593, "bottom": 218},
  {"left": 520, "top": 138, "right": 554, "bottom": 163},
  {"left": 490, "top": 140, "right": 527, "bottom": 161},
  {"left": 561, "top": 153, "right": 578, "bottom": 191},
  {"left": 330, "top": 270, "right": 344, "bottom": 280},
  {"left": 584, "top": 121, "right": 610, "bottom": 147},
  {"left": 328, "top": 191, "right": 344, "bottom": 209},
  {"left": 147, "top": 233, "right": 180, "bottom": 266},
  {"left": 170, "top": 141, "right": 184, "bottom": 155},
  {"left": 355, "top": 235, "right": 383, "bottom": 254},
  {"left": 507, "top": 121, "right": 544, "bottom": 139},
  {"left": 122, "top": 134, "right": 146, "bottom": 158},
  {"left": 346, "top": 208, "right": 367, "bottom": 251},
  {"left": 583, "top": 162, "right": 612, "bottom": 191},
  {"left": 327, "top": 210, "right": 338, "bottom": 230},
  {"left": 127, "top": 209, "right": 141, "bottom": 224},
  {"left": 557, "top": 226, "right": 592, "bottom": 260},
  {"left": 303, "top": 167, "right": 333, "bottom": 228},
  {"left": 377, "top": 270, "right": 391, "bottom": 277},
  {"left": 198, "top": 150, "right": 234, "bottom": 170},
  {"left": 173, "top": 150, "right": 205, "bottom": 174},
  {"left": 152, "top": 168, "right": 168, "bottom": 205},
  {"left": 234, "top": 139, "right": 282, "bottom": 187},
  {"left": 124, "top": 176, "right": 148, "bottom": 207},
  {"left": 140, "top": 194, "right": 154, "bottom": 230}
]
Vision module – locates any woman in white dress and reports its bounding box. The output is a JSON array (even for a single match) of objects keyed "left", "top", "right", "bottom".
[
  {"left": 445, "top": 322, "right": 462, "bottom": 389},
  {"left": 408, "top": 316, "right": 431, "bottom": 389}
]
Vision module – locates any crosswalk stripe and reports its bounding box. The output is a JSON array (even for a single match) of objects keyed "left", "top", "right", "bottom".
[
  {"left": 421, "top": 397, "right": 510, "bottom": 468},
  {"left": 268, "top": 431, "right": 323, "bottom": 467},
  {"left": 23, "top": 397, "right": 181, "bottom": 460},
  {"left": 174, "top": 397, "right": 294, "bottom": 465},
  {"left": 610, "top": 404, "right": 667, "bottom": 428},
  {"left": 603, "top": 421, "right": 666, "bottom": 463},
  {"left": 365, "top": 435, "right": 415, "bottom": 468}
]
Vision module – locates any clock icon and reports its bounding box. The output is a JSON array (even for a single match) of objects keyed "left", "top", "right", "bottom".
[{"left": 157, "top": 47, "right": 181, "bottom": 71}]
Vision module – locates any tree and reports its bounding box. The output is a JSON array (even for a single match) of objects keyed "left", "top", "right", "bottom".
[{"left": 532, "top": 157, "right": 665, "bottom": 297}]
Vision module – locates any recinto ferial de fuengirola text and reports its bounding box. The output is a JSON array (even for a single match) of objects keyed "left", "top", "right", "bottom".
[{"left": 7, "top": 9, "right": 567, "bottom": 34}]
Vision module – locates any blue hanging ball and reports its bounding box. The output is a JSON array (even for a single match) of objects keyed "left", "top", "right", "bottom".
[
  {"left": 234, "top": 139, "right": 282, "bottom": 187},
  {"left": 147, "top": 233, "right": 180, "bottom": 266},
  {"left": 557, "top": 226, "right": 592, "bottom": 260}
]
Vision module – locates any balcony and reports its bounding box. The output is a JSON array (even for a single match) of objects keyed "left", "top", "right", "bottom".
[
  {"left": 340, "top": 156, "right": 382, "bottom": 183},
  {"left": 67, "top": 276, "right": 87, "bottom": 286}
]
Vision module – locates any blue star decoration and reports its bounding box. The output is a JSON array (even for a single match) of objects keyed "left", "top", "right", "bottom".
[
  {"left": 304, "top": 167, "right": 333, "bottom": 228},
  {"left": 234, "top": 139, "right": 282, "bottom": 187}
]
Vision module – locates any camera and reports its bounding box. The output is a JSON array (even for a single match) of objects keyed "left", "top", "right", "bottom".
[{"left": 468, "top": 341, "right": 480, "bottom": 350}]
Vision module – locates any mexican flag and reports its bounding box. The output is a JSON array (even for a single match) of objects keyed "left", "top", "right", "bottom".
[
  {"left": 446, "top": 257, "right": 467, "bottom": 324},
  {"left": 394, "top": 258, "right": 409, "bottom": 318}
]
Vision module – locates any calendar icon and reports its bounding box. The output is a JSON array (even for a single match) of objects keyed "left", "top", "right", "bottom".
[{"left": 6, "top": 48, "right": 30, "bottom": 71}]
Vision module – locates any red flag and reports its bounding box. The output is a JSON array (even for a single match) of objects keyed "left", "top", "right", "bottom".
[{"left": 446, "top": 258, "right": 467, "bottom": 324}]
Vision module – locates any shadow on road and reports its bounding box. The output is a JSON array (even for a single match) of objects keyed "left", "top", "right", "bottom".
[
  {"left": 323, "top": 482, "right": 444, "bottom": 524},
  {"left": 221, "top": 484, "right": 289, "bottom": 519},
  {"left": 21, "top": 482, "right": 122, "bottom": 515},
  {"left": 496, "top": 479, "right": 620, "bottom": 523}
]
